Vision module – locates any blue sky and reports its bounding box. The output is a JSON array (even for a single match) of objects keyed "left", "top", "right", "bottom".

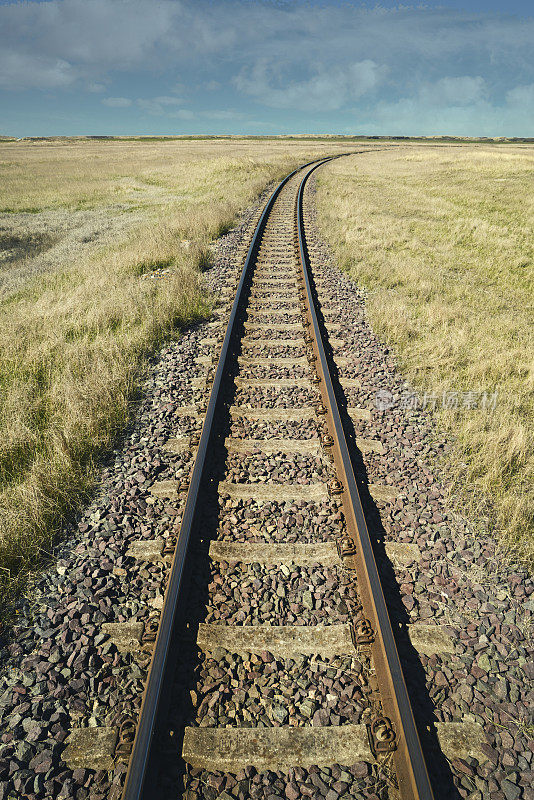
[{"left": 0, "top": 0, "right": 532, "bottom": 137}]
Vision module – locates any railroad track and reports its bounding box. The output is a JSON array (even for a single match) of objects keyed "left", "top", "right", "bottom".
[{"left": 66, "top": 156, "right": 438, "bottom": 799}]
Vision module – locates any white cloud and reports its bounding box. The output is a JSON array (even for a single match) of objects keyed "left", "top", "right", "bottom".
[
  {"left": 354, "top": 80, "right": 534, "bottom": 137},
  {"left": 506, "top": 83, "right": 534, "bottom": 107},
  {"left": 234, "top": 60, "right": 386, "bottom": 112},
  {"left": 174, "top": 108, "right": 195, "bottom": 120},
  {"left": 0, "top": 51, "right": 76, "bottom": 90},
  {"left": 0, "top": 0, "right": 184, "bottom": 90},
  {"left": 202, "top": 110, "right": 243, "bottom": 120},
  {"left": 133, "top": 100, "right": 242, "bottom": 121},
  {"left": 0, "top": 1, "right": 532, "bottom": 135},
  {"left": 1, "top": 0, "right": 532, "bottom": 94},
  {"left": 152, "top": 96, "right": 183, "bottom": 106},
  {"left": 137, "top": 96, "right": 188, "bottom": 115},
  {"left": 102, "top": 97, "right": 132, "bottom": 108},
  {"left": 419, "top": 76, "right": 487, "bottom": 107}
]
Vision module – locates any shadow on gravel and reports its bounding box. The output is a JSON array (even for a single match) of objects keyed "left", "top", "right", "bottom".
[{"left": 311, "top": 283, "right": 461, "bottom": 800}]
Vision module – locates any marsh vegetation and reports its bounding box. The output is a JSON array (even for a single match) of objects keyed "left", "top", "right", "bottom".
[
  {"left": 317, "top": 144, "right": 533, "bottom": 564},
  {"left": 0, "top": 137, "right": 356, "bottom": 605},
  {"left": 1, "top": 136, "right": 530, "bottom": 610}
]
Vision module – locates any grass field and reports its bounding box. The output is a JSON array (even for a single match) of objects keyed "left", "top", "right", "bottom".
[
  {"left": 1, "top": 138, "right": 530, "bottom": 610},
  {"left": 0, "top": 137, "right": 360, "bottom": 609},
  {"left": 317, "top": 144, "right": 533, "bottom": 564}
]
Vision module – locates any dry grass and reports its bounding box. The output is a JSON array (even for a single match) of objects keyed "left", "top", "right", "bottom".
[
  {"left": 0, "top": 137, "right": 359, "bottom": 607},
  {"left": 317, "top": 144, "right": 534, "bottom": 565},
  {"left": 0, "top": 138, "right": 356, "bottom": 213}
]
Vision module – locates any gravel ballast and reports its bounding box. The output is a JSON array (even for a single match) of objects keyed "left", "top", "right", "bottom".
[{"left": 0, "top": 168, "right": 531, "bottom": 800}]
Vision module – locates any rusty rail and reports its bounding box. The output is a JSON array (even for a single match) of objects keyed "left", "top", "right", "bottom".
[
  {"left": 120, "top": 157, "right": 336, "bottom": 800},
  {"left": 120, "top": 153, "right": 434, "bottom": 800},
  {"left": 295, "top": 162, "right": 434, "bottom": 800}
]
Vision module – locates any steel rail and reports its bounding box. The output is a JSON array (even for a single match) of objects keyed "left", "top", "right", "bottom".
[
  {"left": 296, "top": 160, "right": 434, "bottom": 800},
  {"left": 120, "top": 156, "right": 335, "bottom": 800}
]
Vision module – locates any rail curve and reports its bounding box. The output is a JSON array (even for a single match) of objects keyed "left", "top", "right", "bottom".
[{"left": 119, "top": 156, "right": 434, "bottom": 800}]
